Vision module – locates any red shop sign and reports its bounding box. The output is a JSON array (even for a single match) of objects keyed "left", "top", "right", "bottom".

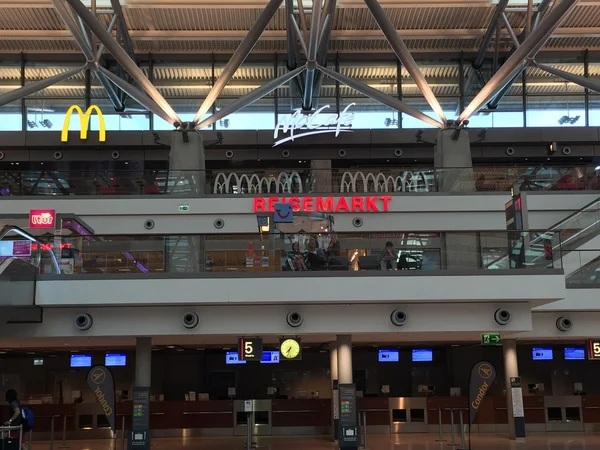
[
  {"left": 253, "top": 196, "right": 391, "bottom": 213},
  {"left": 29, "top": 209, "right": 56, "bottom": 228}
]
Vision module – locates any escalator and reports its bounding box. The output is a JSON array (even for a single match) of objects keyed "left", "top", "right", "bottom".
[
  {"left": 486, "top": 196, "right": 600, "bottom": 273},
  {"left": 0, "top": 225, "right": 60, "bottom": 324}
]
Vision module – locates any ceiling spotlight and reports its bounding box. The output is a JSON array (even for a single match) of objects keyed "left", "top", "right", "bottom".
[
  {"left": 558, "top": 115, "right": 580, "bottom": 125},
  {"left": 384, "top": 117, "right": 398, "bottom": 127},
  {"left": 549, "top": 141, "right": 557, "bottom": 153},
  {"left": 27, "top": 120, "right": 37, "bottom": 129},
  {"left": 219, "top": 119, "right": 230, "bottom": 129},
  {"left": 40, "top": 119, "right": 53, "bottom": 128}
]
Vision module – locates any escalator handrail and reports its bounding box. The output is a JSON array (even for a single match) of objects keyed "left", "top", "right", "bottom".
[
  {"left": 0, "top": 257, "right": 38, "bottom": 275},
  {"left": 484, "top": 197, "right": 600, "bottom": 269},
  {"left": 0, "top": 225, "right": 61, "bottom": 274}
]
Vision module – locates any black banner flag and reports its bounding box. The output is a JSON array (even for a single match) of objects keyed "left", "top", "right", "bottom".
[
  {"left": 468, "top": 360, "right": 496, "bottom": 426},
  {"left": 87, "top": 366, "right": 116, "bottom": 432}
]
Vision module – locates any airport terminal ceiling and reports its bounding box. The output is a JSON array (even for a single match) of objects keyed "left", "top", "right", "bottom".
[{"left": 3, "top": 0, "right": 600, "bottom": 131}]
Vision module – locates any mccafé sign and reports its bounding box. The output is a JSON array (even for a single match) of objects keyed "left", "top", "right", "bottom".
[
  {"left": 29, "top": 209, "right": 56, "bottom": 228},
  {"left": 253, "top": 195, "right": 392, "bottom": 213}
]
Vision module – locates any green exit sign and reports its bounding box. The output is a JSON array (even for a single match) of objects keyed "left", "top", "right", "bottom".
[
  {"left": 178, "top": 204, "right": 190, "bottom": 212},
  {"left": 481, "top": 333, "right": 502, "bottom": 346}
]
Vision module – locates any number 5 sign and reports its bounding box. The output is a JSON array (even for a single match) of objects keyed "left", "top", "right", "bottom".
[
  {"left": 589, "top": 340, "right": 600, "bottom": 360},
  {"left": 238, "top": 337, "right": 263, "bottom": 361}
]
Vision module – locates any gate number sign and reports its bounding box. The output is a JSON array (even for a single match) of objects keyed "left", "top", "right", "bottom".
[{"left": 238, "top": 337, "right": 263, "bottom": 362}]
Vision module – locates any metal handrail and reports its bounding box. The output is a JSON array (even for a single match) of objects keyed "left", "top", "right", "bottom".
[{"left": 0, "top": 225, "right": 61, "bottom": 274}]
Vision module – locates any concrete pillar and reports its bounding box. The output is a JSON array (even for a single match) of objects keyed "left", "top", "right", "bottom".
[
  {"left": 135, "top": 337, "right": 152, "bottom": 387},
  {"left": 169, "top": 131, "right": 206, "bottom": 196},
  {"left": 330, "top": 341, "right": 339, "bottom": 441},
  {"left": 167, "top": 132, "right": 206, "bottom": 273},
  {"left": 434, "top": 128, "right": 474, "bottom": 192},
  {"left": 435, "top": 129, "right": 478, "bottom": 269},
  {"left": 310, "top": 160, "right": 332, "bottom": 193},
  {"left": 503, "top": 339, "right": 525, "bottom": 440}
]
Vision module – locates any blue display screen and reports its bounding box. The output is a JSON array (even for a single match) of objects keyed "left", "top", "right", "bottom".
[
  {"left": 105, "top": 353, "right": 127, "bottom": 367},
  {"left": 564, "top": 347, "right": 585, "bottom": 360},
  {"left": 412, "top": 349, "right": 433, "bottom": 362},
  {"left": 532, "top": 348, "right": 553, "bottom": 360},
  {"left": 261, "top": 351, "right": 280, "bottom": 364},
  {"left": 378, "top": 349, "right": 399, "bottom": 362},
  {"left": 225, "top": 351, "right": 246, "bottom": 365},
  {"left": 70, "top": 354, "right": 92, "bottom": 368}
]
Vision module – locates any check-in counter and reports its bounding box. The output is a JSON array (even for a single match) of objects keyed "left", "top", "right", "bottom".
[
  {"left": 544, "top": 395, "right": 584, "bottom": 432},
  {"left": 582, "top": 395, "right": 600, "bottom": 432},
  {"left": 233, "top": 399, "right": 272, "bottom": 436},
  {"left": 271, "top": 399, "right": 330, "bottom": 435},
  {"left": 357, "top": 397, "right": 390, "bottom": 434},
  {"left": 389, "top": 397, "right": 428, "bottom": 433}
]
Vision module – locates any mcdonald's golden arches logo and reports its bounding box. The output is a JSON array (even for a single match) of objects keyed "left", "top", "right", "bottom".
[{"left": 61, "top": 105, "right": 106, "bottom": 143}]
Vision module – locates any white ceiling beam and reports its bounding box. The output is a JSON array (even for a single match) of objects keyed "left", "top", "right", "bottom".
[{"left": 2, "top": 27, "right": 600, "bottom": 41}]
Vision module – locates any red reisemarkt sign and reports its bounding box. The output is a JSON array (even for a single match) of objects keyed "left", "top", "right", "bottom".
[
  {"left": 29, "top": 209, "right": 56, "bottom": 228},
  {"left": 253, "top": 196, "right": 391, "bottom": 213}
]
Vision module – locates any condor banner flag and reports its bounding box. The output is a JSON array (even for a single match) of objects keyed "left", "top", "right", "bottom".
[
  {"left": 87, "top": 366, "right": 116, "bottom": 433},
  {"left": 469, "top": 361, "right": 496, "bottom": 426}
]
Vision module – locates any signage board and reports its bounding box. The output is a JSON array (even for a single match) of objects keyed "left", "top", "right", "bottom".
[
  {"left": 238, "top": 337, "right": 263, "bottom": 362},
  {"left": 178, "top": 204, "right": 190, "bottom": 212},
  {"left": 588, "top": 340, "right": 600, "bottom": 360},
  {"left": 86, "top": 366, "right": 116, "bottom": 432},
  {"left": 273, "top": 103, "right": 355, "bottom": 147},
  {"left": 253, "top": 195, "right": 391, "bottom": 213},
  {"left": 29, "top": 209, "right": 56, "bottom": 229},
  {"left": 338, "top": 383, "right": 358, "bottom": 447},
  {"left": 0, "top": 241, "right": 31, "bottom": 257},
  {"left": 273, "top": 203, "right": 293, "bottom": 223},
  {"left": 128, "top": 387, "right": 150, "bottom": 450},
  {"left": 481, "top": 333, "right": 502, "bottom": 346},
  {"left": 61, "top": 105, "right": 106, "bottom": 142}
]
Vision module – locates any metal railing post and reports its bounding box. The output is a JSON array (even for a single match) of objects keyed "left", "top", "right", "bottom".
[
  {"left": 121, "top": 416, "right": 125, "bottom": 450},
  {"left": 19, "top": 425, "right": 23, "bottom": 450},
  {"left": 246, "top": 411, "right": 252, "bottom": 450},
  {"left": 436, "top": 407, "right": 446, "bottom": 442},
  {"left": 362, "top": 411, "right": 367, "bottom": 449},
  {"left": 50, "top": 415, "right": 55, "bottom": 450},
  {"left": 459, "top": 409, "right": 467, "bottom": 450},
  {"left": 448, "top": 408, "right": 458, "bottom": 447}
]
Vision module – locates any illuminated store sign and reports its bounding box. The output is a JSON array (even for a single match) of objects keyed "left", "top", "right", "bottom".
[
  {"left": 61, "top": 105, "right": 106, "bottom": 142},
  {"left": 253, "top": 196, "right": 391, "bottom": 213},
  {"left": 273, "top": 103, "right": 355, "bottom": 147},
  {"left": 29, "top": 209, "right": 56, "bottom": 228}
]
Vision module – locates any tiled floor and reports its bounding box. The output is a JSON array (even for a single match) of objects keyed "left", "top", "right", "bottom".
[{"left": 26, "top": 433, "right": 600, "bottom": 450}]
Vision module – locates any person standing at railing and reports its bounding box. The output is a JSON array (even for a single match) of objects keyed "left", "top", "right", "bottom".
[{"left": 379, "top": 241, "right": 396, "bottom": 271}]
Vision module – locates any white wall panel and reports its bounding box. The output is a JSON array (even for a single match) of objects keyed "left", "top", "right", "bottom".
[
  {"left": 533, "top": 288, "right": 600, "bottom": 311},
  {"left": 0, "top": 302, "right": 534, "bottom": 341},
  {"left": 522, "top": 192, "right": 600, "bottom": 230},
  {"left": 0, "top": 193, "right": 509, "bottom": 234},
  {"left": 34, "top": 272, "right": 566, "bottom": 307}
]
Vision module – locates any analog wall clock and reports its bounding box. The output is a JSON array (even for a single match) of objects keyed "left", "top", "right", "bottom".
[{"left": 280, "top": 337, "right": 302, "bottom": 360}]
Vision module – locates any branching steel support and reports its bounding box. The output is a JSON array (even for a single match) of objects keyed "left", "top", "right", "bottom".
[
  {"left": 96, "top": 65, "right": 173, "bottom": 124},
  {"left": 52, "top": 0, "right": 123, "bottom": 111},
  {"left": 537, "top": 62, "right": 600, "bottom": 94},
  {"left": 193, "top": 0, "right": 284, "bottom": 124},
  {"left": 317, "top": 64, "right": 443, "bottom": 128},
  {"left": 64, "top": 0, "right": 180, "bottom": 125},
  {"left": 364, "top": 0, "right": 446, "bottom": 124},
  {"left": 501, "top": 13, "right": 520, "bottom": 48},
  {"left": 0, "top": 65, "right": 87, "bottom": 108},
  {"left": 197, "top": 65, "right": 307, "bottom": 129},
  {"left": 109, "top": 0, "right": 135, "bottom": 61},
  {"left": 302, "top": 0, "right": 322, "bottom": 110},
  {"left": 459, "top": 0, "right": 579, "bottom": 123}
]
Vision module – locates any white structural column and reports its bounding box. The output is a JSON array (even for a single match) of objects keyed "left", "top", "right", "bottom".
[
  {"left": 503, "top": 339, "right": 525, "bottom": 440},
  {"left": 135, "top": 337, "right": 152, "bottom": 387},
  {"left": 330, "top": 341, "right": 339, "bottom": 441},
  {"left": 337, "top": 335, "right": 353, "bottom": 384}
]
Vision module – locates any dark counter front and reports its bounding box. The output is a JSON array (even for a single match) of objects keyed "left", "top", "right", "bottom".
[{"left": 271, "top": 399, "right": 331, "bottom": 435}]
